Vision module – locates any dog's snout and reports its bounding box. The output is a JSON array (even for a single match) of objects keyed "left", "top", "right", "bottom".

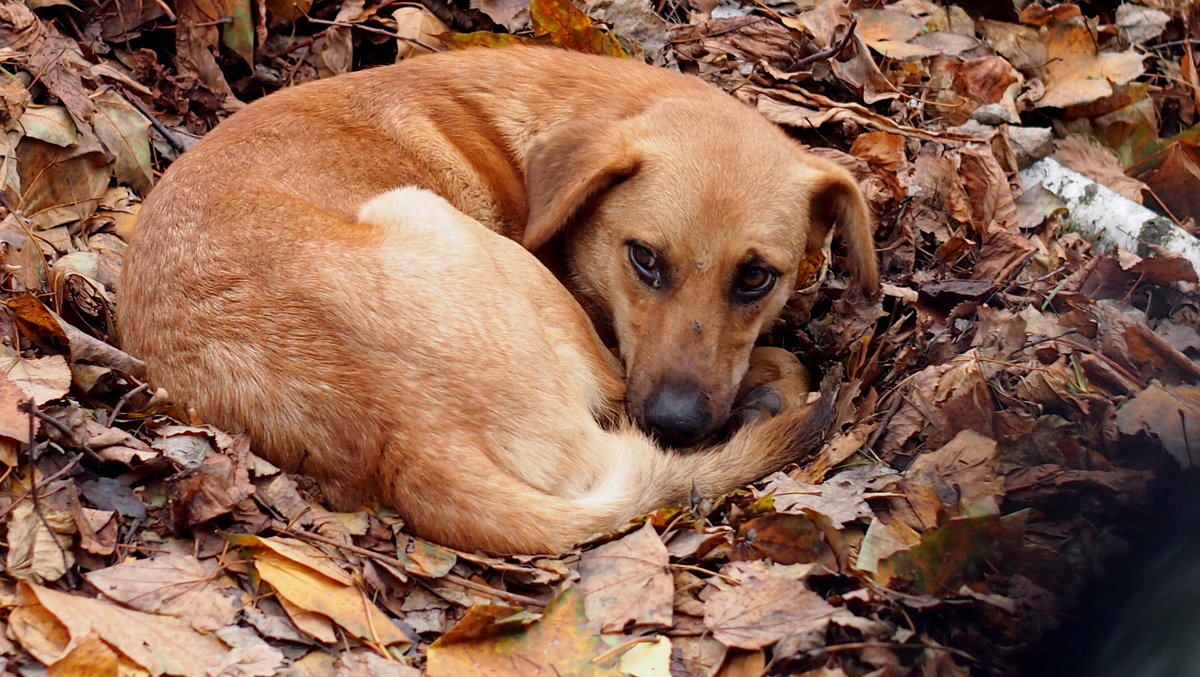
[{"left": 641, "top": 382, "right": 710, "bottom": 447}]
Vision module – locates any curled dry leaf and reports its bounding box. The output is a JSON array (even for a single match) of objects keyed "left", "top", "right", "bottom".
[
  {"left": 233, "top": 535, "right": 411, "bottom": 648},
  {"left": 578, "top": 522, "right": 673, "bottom": 632}
]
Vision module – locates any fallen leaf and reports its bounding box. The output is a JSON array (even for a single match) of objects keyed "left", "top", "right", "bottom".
[
  {"left": 85, "top": 553, "right": 242, "bottom": 631},
  {"left": 0, "top": 370, "right": 34, "bottom": 443},
  {"left": 391, "top": 6, "right": 446, "bottom": 59},
  {"left": 92, "top": 89, "right": 153, "bottom": 195},
  {"left": 856, "top": 517, "right": 922, "bottom": 575},
  {"left": 530, "top": 0, "right": 626, "bottom": 57},
  {"left": 6, "top": 497, "right": 75, "bottom": 583},
  {"left": 11, "top": 582, "right": 230, "bottom": 676},
  {"left": 1037, "top": 20, "right": 1145, "bottom": 109},
  {"left": 1116, "top": 383, "right": 1200, "bottom": 468},
  {"left": 248, "top": 549, "right": 410, "bottom": 647},
  {"left": 578, "top": 522, "right": 673, "bottom": 632},
  {"left": 905, "top": 429, "right": 1002, "bottom": 516},
  {"left": 703, "top": 561, "right": 835, "bottom": 650},
  {"left": 170, "top": 448, "right": 255, "bottom": 528},
  {"left": 876, "top": 513, "right": 1024, "bottom": 594},
  {"left": 427, "top": 587, "right": 619, "bottom": 676},
  {"left": 761, "top": 472, "right": 873, "bottom": 528}
]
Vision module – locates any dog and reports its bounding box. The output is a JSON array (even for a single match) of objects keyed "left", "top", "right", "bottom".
[
  {"left": 118, "top": 47, "right": 878, "bottom": 449},
  {"left": 118, "top": 47, "right": 876, "bottom": 552}
]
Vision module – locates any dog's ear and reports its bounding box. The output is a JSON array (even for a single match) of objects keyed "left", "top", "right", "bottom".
[
  {"left": 523, "top": 120, "right": 642, "bottom": 251},
  {"left": 797, "top": 158, "right": 880, "bottom": 297}
]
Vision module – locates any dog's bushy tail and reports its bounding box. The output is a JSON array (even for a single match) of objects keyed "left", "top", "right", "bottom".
[{"left": 386, "top": 381, "right": 836, "bottom": 556}]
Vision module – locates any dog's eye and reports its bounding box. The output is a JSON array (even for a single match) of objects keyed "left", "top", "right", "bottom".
[
  {"left": 627, "top": 241, "right": 665, "bottom": 289},
  {"left": 732, "top": 265, "right": 777, "bottom": 304}
]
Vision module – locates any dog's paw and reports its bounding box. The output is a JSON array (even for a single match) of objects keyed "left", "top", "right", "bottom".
[{"left": 729, "top": 384, "right": 784, "bottom": 427}]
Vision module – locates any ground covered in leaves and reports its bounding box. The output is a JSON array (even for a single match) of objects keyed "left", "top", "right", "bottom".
[{"left": 0, "top": 0, "right": 1199, "bottom": 674}]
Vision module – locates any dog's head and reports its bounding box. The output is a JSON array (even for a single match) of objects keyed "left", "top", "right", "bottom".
[{"left": 523, "top": 98, "right": 879, "bottom": 447}]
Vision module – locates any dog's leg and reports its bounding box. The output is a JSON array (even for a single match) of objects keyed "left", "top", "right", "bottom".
[{"left": 728, "top": 347, "right": 812, "bottom": 429}]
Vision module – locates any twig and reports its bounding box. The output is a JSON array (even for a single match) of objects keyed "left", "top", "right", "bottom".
[
  {"left": 0, "top": 452, "right": 84, "bottom": 522},
  {"left": 280, "top": 526, "right": 547, "bottom": 608},
  {"left": 120, "top": 87, "right": 186, "bottom": 154},
  {"left": 304, "top": 16, "right": 441, "bottom": 52},
  {"left": 19, "top": 402, "right": 106, "bottom": 464},
  {"left": 107, "top": 382, "right": 150, "bottom": 426},
  {"left": 793, "top": 17, "right": 858, "bottom": 69}
]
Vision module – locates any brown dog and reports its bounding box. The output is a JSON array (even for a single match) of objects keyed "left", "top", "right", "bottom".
[{"left": 118, "top": 47, "right": 876, "bottom": 551}]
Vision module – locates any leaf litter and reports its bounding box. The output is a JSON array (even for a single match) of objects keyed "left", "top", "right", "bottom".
[{"left": 0, "top": 0, "right": 1198, "bottom": 674}]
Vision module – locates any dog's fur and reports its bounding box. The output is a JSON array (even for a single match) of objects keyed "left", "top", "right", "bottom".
[{"left": 118, "top": 47, "right": 876, "bottom": 552}]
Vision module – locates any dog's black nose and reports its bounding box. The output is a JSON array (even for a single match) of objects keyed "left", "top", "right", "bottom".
[{"left": 642, "top": 382, "right": 709, "bottom": 447}]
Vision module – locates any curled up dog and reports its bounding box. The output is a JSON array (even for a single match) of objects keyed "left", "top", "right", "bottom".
[{"left": 117, "top": 47, "right": 877, "bottom": 553}]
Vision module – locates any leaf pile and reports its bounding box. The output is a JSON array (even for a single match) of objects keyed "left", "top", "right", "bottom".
[{"left": 0, "top": 0, "right": 1199, "bottom": 674}]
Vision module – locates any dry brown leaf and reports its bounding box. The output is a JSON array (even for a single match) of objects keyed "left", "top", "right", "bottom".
[
  {"left": 14, "top": 138, "right": 111, "bottom": 229},
  {"left": 85, "top": 553, "right": 242, "bottom": 631},
  {"left": 71, "top": 506, "right": 118, "bottom": 556},
  {"left": 761, "top": 472, "right": 873, "bottom": 528},
  {"left": 0, "top": 370, "right": 34, "bottom": 443},
  {"left": 470, "top": 0, "right": 527, "bottom": 30},
  {"left": 1054, "top": 135, "right": 1146, "bottom": 203},
  {"left": 238, "top": 540, "right": 410, "bottom": 648},
  {"left": 170, "top": 448, "right": 255, "bottom": 528},
  {"left": 6, "top": 497, "right": 75, "bottom": 583},
  {"left": 1116, "top": 383, "right": 1200, "bottom": 468},
  {"left": 91, "top": 89, "right": 153, "bottom": 196},
  {"left": 391, "top": 7, "right": 446, "bottom": 59},
  {"left": 905, "top": 429, "right": 1002, "bottom": 515},
  {"left": 174, "top": 0, "right": 243, "bottom": 111},
  {"left": 703, "top": 561, "right": 835, "bottom": 650},
  {"left": 856, "top": 517, "right": 922, "bottom": 574},
  {"left": 578, "top": 522, "right": 673, "bottom": 632},
  {"left": 10, "top": 582, "right": 229, "bottom": 676},
  {"left": 0, "top": 355, "right": 69, "bottom": 408},
  {"left": 0, "top": 2, "right": 96, "bottom": 126}
]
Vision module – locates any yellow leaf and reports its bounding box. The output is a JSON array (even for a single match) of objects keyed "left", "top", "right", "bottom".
[
  {"left": 1037, "top": 20, "right": 1145, "bottom": 109},
  {"left": 530, "top": 0, "right": 626, "bottom": 57},
  {"left": 616, "top": 636, "right": 672, "bottom": 677},
  {"left": 427, "top": 587, "right": 620, "bottom": 676},
  {"left": 228, "top": 534, "right": 354, "bottom": 585},
  {"left": 253, "top": 552, "right": 410, "bottom": 647}
]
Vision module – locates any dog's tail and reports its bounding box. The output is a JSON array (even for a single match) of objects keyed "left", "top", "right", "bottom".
[{"left": 389, "top": 382, "right": 837, "bottom": 555}]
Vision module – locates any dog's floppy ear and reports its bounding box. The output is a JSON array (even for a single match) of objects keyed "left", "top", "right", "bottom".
[
  {"left": 523, "top": 119, "right": 642, "bottom": 251},
  {"left": 798, "top": 157, "right": 880, "bottom": 297}
]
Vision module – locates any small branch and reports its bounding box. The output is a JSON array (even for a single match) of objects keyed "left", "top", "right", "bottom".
[
  {"left": 304, "top": 16, "right": 441, "bottom": 52},
  {"left": 793, "top": 17, "right": 858, "bottom": 69},
  {"left": 121, "top": 87, "right": 186, "bottom": 155}
]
